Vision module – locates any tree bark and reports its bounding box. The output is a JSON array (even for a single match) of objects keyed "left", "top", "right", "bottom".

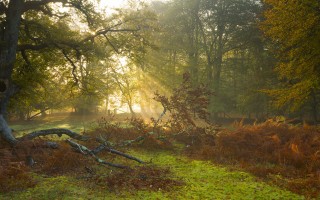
[
  {"left": 187, "top": 0, "right": 200, "bottom": 87},
  {"left": 311, "top": 89, "right": 318, "bottom": 123},
  {"left": 0, "top": 115, "right": 17, "bottom": 144},
  {"left": 92, "top": 144, "right": 144, "bottom": 163},
  {"left": 0, "top": 0, "right": 24, "bottom": 145}
]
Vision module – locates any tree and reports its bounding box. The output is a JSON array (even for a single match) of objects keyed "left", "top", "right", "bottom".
[
  {"left": 109, "top": 60, "right": 139, "bottom": 118},
  {"left": 0, "top": 0, "right": 153, "bottom": 145},
  {"left": 261, "top": 0, "right": 320, "bottom": 121},
  {"left": 146, "top": 0, "right": 271, "bottom": 120},
  {"left": 196, "top": 0, "right": 263, "bottom": 119},
  {"left": 8, "top": 44, "right": 70, "bottom": 120}
]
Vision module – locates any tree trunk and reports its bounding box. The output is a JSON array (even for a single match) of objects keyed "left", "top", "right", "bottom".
[
  {"left": 188, "top": 0, "right": 200, "bottom": 87},
  {"left": 311, "top": 89, "right": 318, "bottom": 123},
  {"left": 128, "top": 103, "right": 136, "bottom": 118},
  {"left": 211, "top": 20, "right": 224, "bottom": 120},
  {"left": 0, "top": 0, "right": 24, "bottom": 145}
]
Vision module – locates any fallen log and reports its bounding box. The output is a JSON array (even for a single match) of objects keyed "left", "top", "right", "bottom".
[
  {"left": 66, "top": 139, "right": 129, "bottom": 169},
  {"left": 19, "top": 128, "right": 89, "bottom": 141}
]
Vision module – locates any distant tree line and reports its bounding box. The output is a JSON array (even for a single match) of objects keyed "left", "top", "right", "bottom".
[{"left": 140, "top": 0, "right": 320, "bottom": 122}]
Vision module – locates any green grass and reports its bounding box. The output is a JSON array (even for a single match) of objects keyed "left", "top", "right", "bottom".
[
  {"left": 1, "top": 150, "right": 305, "bottom": 200},
  {"left": 9, "top": 114, "right": 99, "bottom": 137}
]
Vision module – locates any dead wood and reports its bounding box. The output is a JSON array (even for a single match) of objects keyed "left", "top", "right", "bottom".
[
  {"left": 92, "top": 144, "right": 144, "bottom": 163},
  {"left": 19, "top": 128, "right": 89, "bottom": 141},
  {"left": 66, "top": 139, "right": 130, "bottom": 169}
]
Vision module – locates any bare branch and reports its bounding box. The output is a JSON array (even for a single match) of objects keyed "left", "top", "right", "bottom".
[
  {"left": 66, "top": 139, "right": 128, "bottom": 169},
  {"left": 17, "top": 44, "right": 49, "bottom": 51},
  {"left": 20, "top": 50, "right": 31, "bottom": 66},
  {"left": 27, "top": 107, "right": 51, "bottom": 120},
  {"left": 104, "top": 34, "right": 120, "bottom": 54},
  {"left": 0, "top": 2, "right": 6, "bottom": 15},
  {"left": 92, "top": 144, "right": 144, "bottom": 163},
  {"left": 82, "top": 28, "right": 140, "bottom": 43},
  {"left": 19, "top": 128, "right": 89, "bottom": 141},
  {"left": 61, "top": 49, "right": 79, "bottom": 85}
]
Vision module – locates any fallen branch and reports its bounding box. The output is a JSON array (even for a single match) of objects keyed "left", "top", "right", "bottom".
[
  {"left": 66, "top": 139, "right": 129, "bottom": 169},
  {"left": 92, "top": 144, "right": 144, "bottom": 163},
  {"left": 19, "top": 128, "right": 89, "bottom": 141}
]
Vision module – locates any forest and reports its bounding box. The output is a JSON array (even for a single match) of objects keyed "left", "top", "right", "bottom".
[{"left": 0, "top": 0, "right": 319, "bottom": 199}]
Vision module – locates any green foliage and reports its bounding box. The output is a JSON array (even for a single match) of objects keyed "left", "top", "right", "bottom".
[
  {"left": 261, "top": 0, "right": 320, "bottom": 112},
  {"left": 1, "top": 0, "right": 158, "bottom": 119},
  {"left": 9, "top": 51, "right": 67, "bottom": 119},
  {"left": 143, "top": 0, "right": 276, "bottom": 119}
]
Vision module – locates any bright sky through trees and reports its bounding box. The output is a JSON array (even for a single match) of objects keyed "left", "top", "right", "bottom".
[{"left": 100, "top": 0, "right": 127, "bottom": 8}]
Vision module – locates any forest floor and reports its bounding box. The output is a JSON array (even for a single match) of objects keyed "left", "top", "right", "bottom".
[
  {"left": 1, "top": 114, "right": 319, "bottom": 199},
  {"left": 0, "top": 151, "right": 304, "bottom": 200}
]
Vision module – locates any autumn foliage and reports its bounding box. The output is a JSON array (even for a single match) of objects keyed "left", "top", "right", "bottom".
[{"left": 181, "top": 120, "right": 320, "bottom": 197}]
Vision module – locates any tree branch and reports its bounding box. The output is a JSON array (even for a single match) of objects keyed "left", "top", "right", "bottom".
[
  {"left": 82, "top": 28, "right": 140, "bottom": 43},
  {"left": 61, "top": 49, "right": 79, "bottom": 85},
  {"left": 19, "top": 128, "right": 89, "bottom": 141},
  {"left": 153, "top": 105, "right": 167, "bottom": 132},
  {"left": 20, "top": 50, "right": 31, "bottom": 66},
  {"left": 27, "top": 107, "right": 51, "bottom": 120},
  {"left": 23, "top": 0, "right": 67, "bottom": 13},
  {"left": 66, "top": 139, "right": 128, "bottom": 169},
  {"left": 17, "top": 44, "right": 49, "bottom": 51},
  {"left": 92, "top": 144, "right": 144, "bottom": 163},
  {"left": 104, "top": 34, "right": 120, "bottom": 54},
  {"left": 0, "top": 2, "right": 6, "bottom": 15}
]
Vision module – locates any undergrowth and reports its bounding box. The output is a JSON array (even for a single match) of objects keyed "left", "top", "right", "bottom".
[{"left": 181, "top": 120, "right": 320, "bottom": 198}]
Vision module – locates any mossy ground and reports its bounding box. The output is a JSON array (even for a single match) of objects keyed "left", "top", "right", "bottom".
[{"left": 1, "top": 150, "right": 305, "bottom": 200}]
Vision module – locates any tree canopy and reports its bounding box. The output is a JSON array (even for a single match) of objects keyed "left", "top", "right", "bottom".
[{"left": 261, "top": 0, "right": 320, "bottom": 118}]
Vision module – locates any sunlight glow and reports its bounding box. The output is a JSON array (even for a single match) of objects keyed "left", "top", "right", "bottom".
[{"left": 99, "top": 0, "right": 127, "bottom": 9}]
